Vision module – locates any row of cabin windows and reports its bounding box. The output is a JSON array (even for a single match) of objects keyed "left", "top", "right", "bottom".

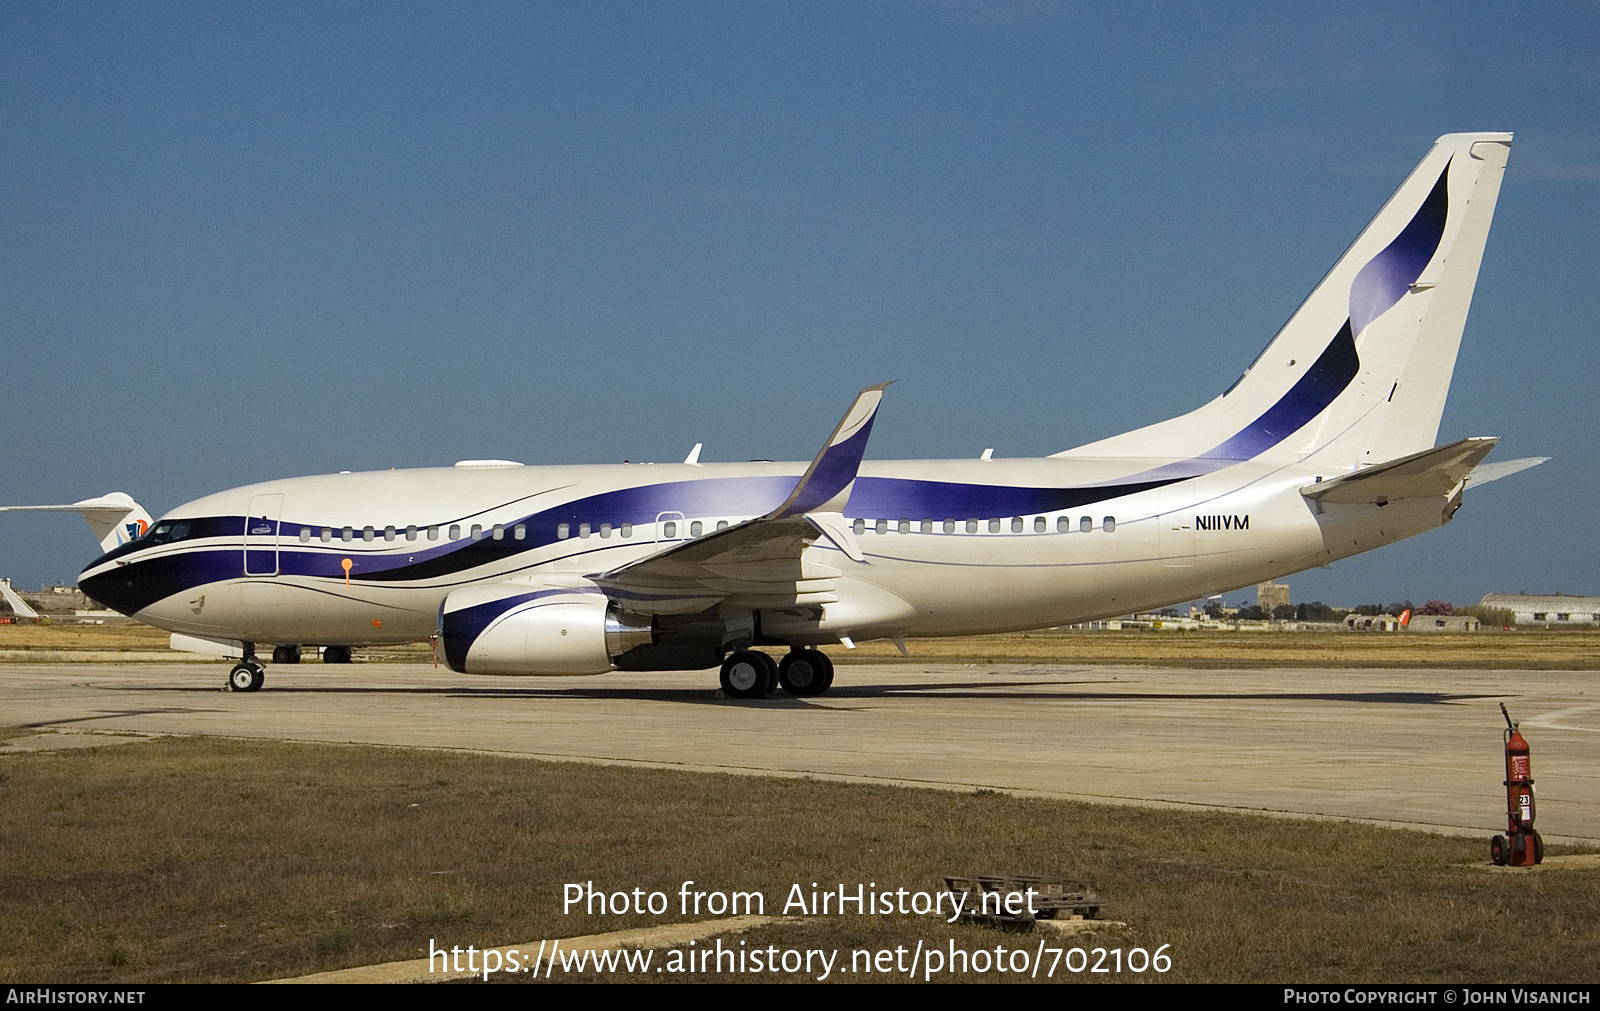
[
  {"left": 290, "top": 514, "right": 1118, "bottom": 547},
  {"left": 296, "top": 523, "right": 527, "bottom": 544},
  {"left": 555, "top": 519, "right": 735, "bottom": 540},
  {"left": 851, "top": 515, "right": 1116, "bottom": 535},
  {"left": 556, "top": 521, "right": 638, "bottom": 540}
]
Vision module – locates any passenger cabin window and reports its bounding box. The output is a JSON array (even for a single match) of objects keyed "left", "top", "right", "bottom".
[
  {"left": 1079, "top": 516, "right": 1092, "bottom": 533},
  {"left": 898, "top": 519, "right": 910, "bottom": 534},
  {"left": 1034, "top": 516, "right": 1046, "bottom": 533},
  {"left": 557, "top": 523, "right": 570, "bottom": 539},
  {"left": 406, "top": 525, "right": 418, "bottom": 541},
  {"left": 943, "top": 519, "right": 956, "bottom": 534},
  {"left": 965, "top": 519, "right": 978, "bottom": 533},
  {"left": 513, "top": 524, "right": 525, "bottom": 540},
  {"left": 427, "top": 526, "right": 439, "bottom": 541},
  {"left": 661, "top": 521, "right": 675, "bottom": 538},
  {"left": 690, "top": 520, "right": 703, "bottom": 537},
  {"left": 321, "top": 527, "right": 333, "bottom": 542},
  {"left": 449, "top": 524, "right": 461, "bottom": 540},
  {"left": 384, "top": 525, "right": 396, "bottom": 542},
  {"left": 852, "top": 518, "right": 866, "bottom": 535},
  {"left": 362, "top": 525, "right": 375, "bottom": 542},
  {"left": 492, "top": 523, "right": 504, "bottom": 540},
  {"left": 988, "top": 518, "right": 1001, "bottom": 533},
  {"left": 342, "top": 526, "right": 353, "bottom": 542},
  {"left": 1103, "top": 516, "right": 1116, "bottom": 533},
  {"left": 716, "top": 520, "right": 728, "bottom": 531},
  {"left": 921, "top": 519, "right": 933, "bottom": 534},
  {"left": 299, "top": 527, "right": 311, "bottom": 542},
  {"left": 1011, "top": 517, "right": 1023, "bottom": 533},
  {"left": 875, "top": 519, "right": 888, "bottom": 535},
  {"left": 1057, "top": 517, "right": 1069, "bottom": 533},
  {"left": 471, "top": 524, "right": 484, "bottom": 540},
  {"left": 578, "top": 523, "right": 590, "bottom": 539},
  {"left": 620, "top": 522, "right": 632, "bottom": 538},
  {"left": 600, "top": 522, "right": 612, "bottom": 539}
]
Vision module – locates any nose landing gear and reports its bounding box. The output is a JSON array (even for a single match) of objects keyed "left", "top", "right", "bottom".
[{"left": 227, "top": 660, "right": 265, "bottom": 692}]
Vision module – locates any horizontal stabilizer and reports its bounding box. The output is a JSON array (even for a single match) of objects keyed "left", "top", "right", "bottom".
[
  {"left": 0, "top": 493, "right": 153, "bottom": 553},
  {"left": 1464, "top": 456, "right": 1549, "bottom": 487},
  {"left": 1301, "top": 437, "right": 1497, "bottom": 505}
]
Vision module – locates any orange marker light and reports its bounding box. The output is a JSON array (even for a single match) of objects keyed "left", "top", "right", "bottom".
[
  {"left": 371, "top": 619, "right": 383, "bottom": 628},
  {"left": 341, "top": 558, "right": 353, "bottom": 586}
]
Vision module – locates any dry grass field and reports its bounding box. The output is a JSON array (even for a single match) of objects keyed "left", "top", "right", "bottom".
[
  {"left": 5, "top": 622, "right": 1600, "bottom": 668},
  {"left": 1, "top": 734, "right": 1596, "bottom": 984}
]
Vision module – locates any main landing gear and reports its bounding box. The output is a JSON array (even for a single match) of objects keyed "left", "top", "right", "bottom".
[{"left": 719, "top": 648, "right": 834, "bottom": 700}]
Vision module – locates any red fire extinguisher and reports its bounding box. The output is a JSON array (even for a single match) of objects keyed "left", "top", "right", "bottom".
[{"left": 1490, "top": 703, "right": 1543, "bottom": 866}]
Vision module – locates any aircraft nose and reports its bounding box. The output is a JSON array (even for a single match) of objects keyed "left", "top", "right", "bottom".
[{"left": 78, "top": 563, "right": 147, "bottom": 617}]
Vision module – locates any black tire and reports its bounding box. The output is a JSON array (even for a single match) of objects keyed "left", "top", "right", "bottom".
[
  {"left": 323, "top": 645, "right": 352, "bottom": 664},
  {"left": 779, "top": 648, "right": 834, "bottom": 697},
  {"left": 720, "top": 650, "right": 776, "bottom": 699},
  {"left": 228, "top": 662, "right": 265, "bottom": 693},
  {"left": 272, "top": 644, "right": 301, "bottom": 665},
  {"left": 1490, "top": 835, "right": 1507, "bottom": 865},
  {"left": 1532, "top": 829, "right": 1544, "bottom": 865}
]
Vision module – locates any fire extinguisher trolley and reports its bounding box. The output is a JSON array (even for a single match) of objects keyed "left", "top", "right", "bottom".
[{"left": 1491, "top": 703, "right": 1543, "bottom": 866}]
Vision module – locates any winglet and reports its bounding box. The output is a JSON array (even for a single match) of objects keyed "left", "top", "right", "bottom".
[{"left": 765, "top": 383, "right": 891, "bottom": 519}]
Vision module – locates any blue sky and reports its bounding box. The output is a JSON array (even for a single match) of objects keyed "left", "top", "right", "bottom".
[{"left": 2, "top": 2, "right": 1596, "bottom": 609}]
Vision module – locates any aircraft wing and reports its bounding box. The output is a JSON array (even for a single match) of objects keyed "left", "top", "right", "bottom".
[
  {"left": 1300, "top": 437, "right": 1498, "bottom": 505},
  {"left": 590, "top": 384, "right": 887, "bottom": 615}
]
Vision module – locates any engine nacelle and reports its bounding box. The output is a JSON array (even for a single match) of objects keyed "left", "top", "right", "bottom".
[{"left": 439, "top": 582, "right": 652, "bottom": 675}]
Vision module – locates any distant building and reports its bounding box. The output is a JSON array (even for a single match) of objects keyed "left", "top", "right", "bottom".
[
  {"left": 1345, "top": 613, "right": 1403, "bottom": 632},
  {"left": 1257, "top": 581, "right": 1290, "bottom": 615},
  {"left": 1478, "top": 593, "right": 1600, "bottom": 627},
  {"left": 1407, "top": 614, "right": 1481, "bottom": 632}
]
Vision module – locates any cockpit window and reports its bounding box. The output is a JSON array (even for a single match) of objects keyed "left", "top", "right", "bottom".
[{"left": 142, "top": 522, "right": 193, "bottom": 545}]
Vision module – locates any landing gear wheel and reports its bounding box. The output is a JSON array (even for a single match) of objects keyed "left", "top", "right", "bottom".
[
  {"left": 323, "top": 645, "right": 353, "bottom": 664},
  {"left": 272, "top": 644, "right": 302, "bottom": 665},
  {"left": 779, "top": 648, "right": 835, "bottom": 697},
  {"left": 228, "top": 661, "right": 265, "bottom": 693},
  {"left": 1490, "top": 834, "right": 1508, "bottom": 866},
  {"left": 720, "top": 650, "right": 777, "bottom": 699},
  {"left": 1532, "top": 829, "right": 1544, "bottom": 865}
]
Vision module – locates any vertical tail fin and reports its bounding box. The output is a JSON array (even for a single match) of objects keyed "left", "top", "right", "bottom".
[{"left": 1055, "top": 133, "right": 1512, "bottom": 471}]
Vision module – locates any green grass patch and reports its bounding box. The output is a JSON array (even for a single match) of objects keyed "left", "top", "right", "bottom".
[{"left": 0, "top": 733, "right": 1595, "bottom": 983}]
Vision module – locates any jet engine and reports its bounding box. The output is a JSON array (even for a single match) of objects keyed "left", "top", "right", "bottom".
[{"left": 438, "top": 581, "right": 652, "bottom": 675}]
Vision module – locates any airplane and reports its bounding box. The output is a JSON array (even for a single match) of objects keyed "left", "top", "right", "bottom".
[{"left": 17, "top": 132, "right": 1547, "bottom": 698}]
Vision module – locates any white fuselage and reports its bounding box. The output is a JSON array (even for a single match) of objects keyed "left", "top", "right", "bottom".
[{"left": 78, "top": 453, "right": 1444, "bottom": 656}]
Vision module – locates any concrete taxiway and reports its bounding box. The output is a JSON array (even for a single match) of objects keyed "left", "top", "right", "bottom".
[{"left": 2, "top": 660, "right": 1596, "bottom": 843}]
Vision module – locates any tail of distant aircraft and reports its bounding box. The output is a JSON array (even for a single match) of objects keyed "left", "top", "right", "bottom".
[
  {"left": 1055, "top": 132, "right": 1513, "bottom": 475},
  {"left": 0, "top": 493, "right": 154, "bottom": 553}
]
